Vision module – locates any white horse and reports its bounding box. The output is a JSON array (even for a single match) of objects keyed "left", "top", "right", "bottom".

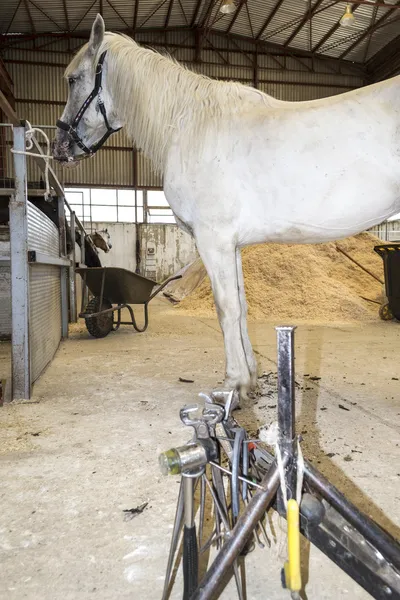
[{"left": 53, "top": 15, "right": 400, "bottom": 399}]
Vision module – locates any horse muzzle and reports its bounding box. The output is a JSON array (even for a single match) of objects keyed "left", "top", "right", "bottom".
[{"left": 52, "top": 133, "right": 77, "bottom": 165}]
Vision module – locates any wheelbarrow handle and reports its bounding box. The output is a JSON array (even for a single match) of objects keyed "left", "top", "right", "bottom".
[{"left": 147, "top": 274, "right": 183, "bottom": 303}]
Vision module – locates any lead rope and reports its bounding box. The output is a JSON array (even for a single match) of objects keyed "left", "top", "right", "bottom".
[{"left": 11, "top": 121, "right": 53, "bottom": 201}]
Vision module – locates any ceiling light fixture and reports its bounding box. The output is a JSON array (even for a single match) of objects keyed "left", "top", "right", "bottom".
[
  {"left": 340, "top": 3, "right": 356, "bottom": 27},
  {"left": 220, "top": 0, "right": 237, "bottom": 15}
]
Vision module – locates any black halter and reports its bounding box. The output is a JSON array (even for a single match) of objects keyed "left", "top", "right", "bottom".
[{"left": 56, "top": 51, "right": 121, "bottom": 157}]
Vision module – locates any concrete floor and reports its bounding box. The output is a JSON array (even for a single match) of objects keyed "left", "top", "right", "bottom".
[{"left": 0, "top": 299, "right": 399, "bottom": 600}]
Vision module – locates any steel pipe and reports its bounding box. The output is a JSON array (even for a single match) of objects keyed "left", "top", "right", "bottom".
[{"left": 304, "top": 460, "right": 400, "bottom": 572}]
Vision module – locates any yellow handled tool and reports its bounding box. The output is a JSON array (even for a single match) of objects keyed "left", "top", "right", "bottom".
[{"left": 283, "top": 498, "right": 302, "bottom": 592}]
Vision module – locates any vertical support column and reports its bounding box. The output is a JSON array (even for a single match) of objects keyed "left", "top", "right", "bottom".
[
  {"left": 10, "top": 125, "right": 30, "bottom": 400},
  {"left": 58, "top": 195, "right": 68, "bottom": 339},
  {"left": 276, "top": 325, "right": 296, "bottom": 514},
  {"left": 143, "top": 189, "right": 148, "bottom": 224},
  {"left": 253, "top": 48, "right": 259, "bottom": 89},
  {"left": 80, "top": 228, "right": 87, "bottom": 309},
  {"left": 69, "top": 211, "right": 77, "bottom": 322}
]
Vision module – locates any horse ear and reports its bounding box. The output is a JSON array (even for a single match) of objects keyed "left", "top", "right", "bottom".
[{"left": 88, "top": 14, "right": 105, "bottom": 55}]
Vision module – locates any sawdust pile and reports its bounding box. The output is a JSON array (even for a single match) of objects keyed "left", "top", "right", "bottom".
[{"left": 177, "top": 233, "right": 385, "bottom": 322}]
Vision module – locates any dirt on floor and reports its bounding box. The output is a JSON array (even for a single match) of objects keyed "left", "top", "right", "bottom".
[
  {"left": 0, "top": 300, "right": 399, "bottom": 600},
  {"left": 178, "top": 233, "right": 385, "bottom": 322}
]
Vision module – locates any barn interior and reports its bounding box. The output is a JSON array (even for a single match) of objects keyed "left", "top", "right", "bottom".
[{"left": 1, "top": 1, "right": 400, "bottom": 599}]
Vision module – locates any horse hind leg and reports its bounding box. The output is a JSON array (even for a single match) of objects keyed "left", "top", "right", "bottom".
[
  {"left": 235, "top": 247, "right": 258, "bottom": 388},
  {"left": 195, "top": 237, "right": 251, "bottom": 399}
]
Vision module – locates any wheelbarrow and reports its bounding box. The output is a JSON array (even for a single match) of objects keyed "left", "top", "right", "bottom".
[
  {"left": 373, "top": 244, "right": 400, "bottom": 321},
  {"left": 76, "top": 267, "right": 181, "bottom": 338}
]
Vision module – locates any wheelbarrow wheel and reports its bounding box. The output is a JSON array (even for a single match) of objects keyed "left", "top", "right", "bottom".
[
  {"left": 84, "top": 296, "right": 114, "bottom": 338},
  {"left": 379, "top": 303, "right": 394, "bottom": 321}
]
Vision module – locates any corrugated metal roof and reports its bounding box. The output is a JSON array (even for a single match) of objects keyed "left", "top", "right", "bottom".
[{"left": 1, "top": 0, "right": 400, "bottom": 66}]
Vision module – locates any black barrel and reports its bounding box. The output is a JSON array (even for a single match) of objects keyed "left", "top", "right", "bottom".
[{"left": 374, "top": 244, "right": 400, "bottom": 320}]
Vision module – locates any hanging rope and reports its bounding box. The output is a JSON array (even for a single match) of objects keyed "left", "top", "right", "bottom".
[{"left": 11, "top": 121, "right": 53, "bottom": 201}]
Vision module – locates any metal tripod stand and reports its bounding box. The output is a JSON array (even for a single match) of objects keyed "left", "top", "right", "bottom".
[{"left": 160, "top": 326, "right": 400, "bottom": 600}]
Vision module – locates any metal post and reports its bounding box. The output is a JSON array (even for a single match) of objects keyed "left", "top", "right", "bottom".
[
  {"left": 58, "top": 195, "right": 68, "bottom": 339},
  {"left": 80, "top": 228, "right": 87, "bottom": 308},
  {"left": 69, "top": 211, "right": 77, "bottom": 322},
  {"left": 143, "top": 189, "right": 148, "bottom": 223},
  {"left": 276, "top": 325, "right": 296, "bottom": 513},
  {"left": 9, "top": 125, "right": 30, "bottom": 399}
]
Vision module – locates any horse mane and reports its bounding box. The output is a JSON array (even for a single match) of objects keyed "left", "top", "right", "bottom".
[{"left": 66, "top": 33, "right": 275, "bottom": 173}]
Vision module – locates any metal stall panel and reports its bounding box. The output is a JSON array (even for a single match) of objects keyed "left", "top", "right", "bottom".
[{"left": 27, "top": 201, "right": 61, "bottom": 383}]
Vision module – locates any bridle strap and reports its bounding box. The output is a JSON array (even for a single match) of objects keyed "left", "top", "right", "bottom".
[{"left": 56, "top": 51, "right": 121, "bottom": 157}]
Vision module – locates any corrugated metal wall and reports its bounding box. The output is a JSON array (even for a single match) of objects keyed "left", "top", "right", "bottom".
[
  {"left": 27, "top": 202, "right": 61, "bottom": 383},
  {"left": 3, "top": 31, "right": 365, "bottom": 189},
  {"left": 368, "top": 220, "right": 400, "bottom": 242}
]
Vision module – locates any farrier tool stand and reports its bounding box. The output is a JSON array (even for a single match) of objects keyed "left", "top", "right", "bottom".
[{"left": 160, "top": 327, "right": 400, "bottom": 600}]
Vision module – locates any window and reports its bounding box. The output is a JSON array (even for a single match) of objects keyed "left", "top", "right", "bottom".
[{"left": 64, "top": 187, "right": 145, "bottom": 224}]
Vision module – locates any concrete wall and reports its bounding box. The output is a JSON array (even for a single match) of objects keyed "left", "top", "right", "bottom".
[
  {"left": 82, "top": 222, "right": 197, "bottom": 282},
  {"left": 84, "top": 222, "right": 137, "bottom": 272},
  {"left": 139, "top": 224, "right": 198, "bottom": 282}
]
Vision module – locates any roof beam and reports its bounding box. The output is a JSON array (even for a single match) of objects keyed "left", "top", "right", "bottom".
[
  {"left": 255, "top": 0, "right": 285, "bottom": 41},
  {"left": 245, "top": 1, "right": 254, "bottom": 38},
  {"left": 0, "top": 89, "right": 19, "bottom": 125},
  {"left": 190, "top": 0, "right": 204, "bottom": 27},
  {"left": 362, "top": 0, "right": 379, "bottom": 63},
  {"left": 73, "top": 0, "right": 98, "bottom": 32},
  {"left": 28, "top": 0, "right": 64, "bottom": 30},
  {"left": 200, "top": 0, "right": 216, "bottom": 29},
  {"left": 106, "top": 0, "right": 130, "bottom": 28},
  {"left": 225, "top": 0, "right": 245, "bottom": 34},
  {"left": 339, "top": 0, "right": 400, "bottom": 59},
  {"left": 165, "top": 0, "right": 175, "bottom": 28},
  {"left": 6, "top": 0, "right": 23, "bottom": 34},
  {"left": 176, "top": 0, "right": 189, "bottom": 25},
  {"left": 139, "top": 0, "right": 169, "bottom": 28},
  {"left": 0, "top": 24, "right": 367, "bottom": 77},
  {"left": 24, "top": 0, "right": 36, "bottom": 34},
  {"left": 133, "top": 0, "right": 140, "bottom": 31},
  {"left": 61, "top": 0, "right": 70, "bottom": 31},
  {"left": 0, "top": 58, "right": 14, "bottom": 96},
  {"left": 283, "top": 0, "right": 324, "bottom": 47},
  {"left": 367, "top": 31, "right": 400, "bottom": 80}
]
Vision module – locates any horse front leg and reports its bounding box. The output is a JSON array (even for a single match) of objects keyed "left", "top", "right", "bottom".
[
  {"left": 196, "top": 238, "right": 251, "bottom": 399},
  {"left": 236, "top": 247, "right": 258, "bottom": 388}
]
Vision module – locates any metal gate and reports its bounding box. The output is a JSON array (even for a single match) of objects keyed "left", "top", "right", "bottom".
[{"left": 27, "top": 201, "right": 62, "bottom": 384}]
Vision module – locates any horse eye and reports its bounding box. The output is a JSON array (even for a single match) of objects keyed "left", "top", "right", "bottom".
[{"left": 68, "top": 77, "right": 76, "bottom": 86}]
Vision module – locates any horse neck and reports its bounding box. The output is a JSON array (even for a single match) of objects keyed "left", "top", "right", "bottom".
[{"left": 107, "top": 42, "right": 235, "bottom": 172}]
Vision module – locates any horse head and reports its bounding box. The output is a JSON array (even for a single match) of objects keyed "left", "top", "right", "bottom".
[
  {"left": 91, "top": 229, "right": 112, "bottom": 253},
  {"left": 52, "top": 15, "right": 123, "bottom": 164}
]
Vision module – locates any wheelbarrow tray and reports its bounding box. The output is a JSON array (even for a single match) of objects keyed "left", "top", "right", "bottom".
[{"left": 76, "top": 267, "right": 157, "bottom": 305}]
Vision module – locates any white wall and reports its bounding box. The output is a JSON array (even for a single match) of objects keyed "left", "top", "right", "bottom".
[
  {"left": 82, "top": 222, "right": 197, "bottom": 282},
  {"left": 84, "top": 222, "right": 137, "bottom": 272},
  {"left": 139, "top": 224, "right": 198, "bottom": 282}
]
